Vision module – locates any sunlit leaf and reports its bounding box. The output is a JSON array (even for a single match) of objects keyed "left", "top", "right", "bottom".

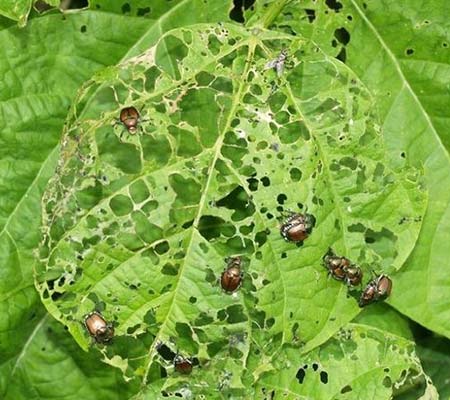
[
  {"left": 256, "top": 324, "right": 436, "bottom": 400},
  {"left": 36, "top": 23, "right": 426, "bottom": 395},
  {"left": 0, "top": 2, "right": 233, "bottom": 397},
  {"left": 265, "top": 0, "right": 450, "bottom": 340},
  {"left": 0, "top": 0, "right": 32, "bottom": 26}
]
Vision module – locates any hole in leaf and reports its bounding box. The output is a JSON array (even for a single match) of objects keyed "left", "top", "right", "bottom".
[
  {"left": 76, "top": 182, "right": 103, "bottom": 210},
  {"left": 161, "top": 263, "right": 179, "bottom": 276},
  {"left": 121, "top": 3, "right": 130, "bottom": 14},
  {"left": 207, "top": 340, "right": 227, "bottom": 357},
  {"left": 255, "top": 229, "right": 270, "bottom": 247},
  {"left": 334, "top": 27, "right": 350, "bottom": 45},
  {"left": 156, "top": 35, "right": 188, "bottom": 80},
  {"left": 261, "top": 177, "right": 270, "bottom": 187},
  {"left": 296, "top": 367, "right": 306, "bottom": 384},
  {"left": 226, "top": 305, "right": 247, "bottom": 323},
  {"left": 305, "top": 9, "right": 316, "bottom": 23},
  {"left": 216, "top": 186, "right": 255, "bottom": 221},
  {"left": 336, "top": 47, "right": 347, "bottom": 63},
  {"left": 129, "top": 180, "right": 150, "bottom": 204},
  {"left": 157, "top": 343, "right": 177, "bottom": 361},
  {"left": 229, "top": 0, "right": 256, "bottom": 23},
  {"left": 320, "top": 371, "right": 328, "bottom": 384},
  {"left": 109, "top": 195, "right": 133, "bottom": 216},
  {"left": 195, "top": 312, "right": 214, "bottom": 326},
  {"left": 383, "top": 376, "right": 392, "bottom": 388},
  {"left": 290, "top": 168, "right": 302, "bottom": 182},
  {"left": 198, "top": 215, "right": 226, "bottom": 241},
  {"left": 155, "top": 241, "right": 170, "bottom": 255},
  {"left": 277, "top": 194, "right": 287, "bottom": 205},
  {"left": 341, "top": 385, "right": 352, "bottom": 394},
  {"left": 137, "top": 7, "right": 150, "bottom": 16},
  {"left": 325, "top": 0, "right": 343, "bottom": 11}
]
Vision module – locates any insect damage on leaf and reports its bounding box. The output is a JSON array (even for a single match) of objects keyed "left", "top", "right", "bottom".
[{"left": 36, "top": 22, "right": 426, "bottom": 395}]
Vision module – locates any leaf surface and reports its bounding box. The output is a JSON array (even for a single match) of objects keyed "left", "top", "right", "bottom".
[
  {"left": 1, "top": 315, "right": 138, "bottom": 400},
  {"left": 257, "top": 324, "right": 435, "bottom": 400},
  {"left": 266, "top": 0, "right": 450, "bottom": 339},
  {"left": 0, "top": 3, "right": 232, "bottom": 396},
  {"left": 36, "top": 23, "right": 426, "bottom": 393},
  {"left": 0, "top": 0, "right": 32, "bottom": 26}
]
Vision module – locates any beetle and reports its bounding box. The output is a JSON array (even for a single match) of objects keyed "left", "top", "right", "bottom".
[
  {"left": 359, "top": 274, "right": 392, "bottom": 307},
  {"left": 119, "top": 106, "right": 140, "bottom": 134},
  {"left": 220, "top": 256, "right": 243, "bottom": 293},
  {"left": 280, "top": 212, "right": 315, "bottom": 243},
  {"left": 323, "top": 251, "right": 349, "bottom": 281},
  {"left": 173, "top": 355, "right": 193, "bottom": 375},
  {"left": 84, "top": 311, "right": 114, "bottom": 344},
  {"left": 323, "top": 250, "right": 363, "bottom": 286},
  {"left": 343, "top": 264, "right": 363, "bottom": 286}
]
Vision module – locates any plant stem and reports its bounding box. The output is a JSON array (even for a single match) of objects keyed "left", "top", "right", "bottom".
[{"left": 260, "top": 0, "right": 291, "bottom": 29}]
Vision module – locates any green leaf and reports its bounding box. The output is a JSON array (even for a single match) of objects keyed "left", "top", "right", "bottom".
[
  {"left": 0, "top": 3, "right": 242, "bottom": 398},
  {"left": 257, "top": 324, "right": 436, "bottom": 400},
  {"left": 0, "top": 0, "right": 32, "bottom": 26},
  {"left": 415, "top": 337, "right": 450, "bottom": 400},
  {"left": 36, "top": 23, "right": 426, "bottom": 394},
  {"left": 0, "top": 9, "right": 166, "bottom": 398},
  {"left": 353, "top": 302, "right": 414, "bottom": 340},
  {"left": 265, "top": 0, "right": 450, "bottom": 340},
  {"left": 0, "top": 314, "right": 139, "bottom": 400}
]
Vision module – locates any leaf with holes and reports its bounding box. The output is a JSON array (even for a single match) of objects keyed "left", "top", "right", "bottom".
[
  {"left": 264, "top": 0, "right": 450, "bottom": 341},
  {"left": 0, "top": 0, "right": 32, "bottom": 26},
  {"left": 36, "top": 23, "right": 426, "bottom": 394},
  {"left": 256, "top": 324, "right": 436, "bottom": 400}
]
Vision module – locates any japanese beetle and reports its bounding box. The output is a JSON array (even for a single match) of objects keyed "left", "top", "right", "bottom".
[
  {"left": 221, "top": 256, "right": 243, "bottom": 293},
  {"left": 174, "top": 355, "right": 193, "bottom": 375},
  {"left": 323, "top": 250, "right": 363, "bottom": 286},
  {"left": 359, "top": 274, "right": 392, "bottom": 307},
  {"left": 119, "top": 106, "right": 140, "bottom": 134},
  {"left": 84, "top": 311, "right": 114, "bottom": 344},
  {"left": 280, "top": 212, "right": 315, "bottom": 242},
  {"left": 323, "top": 251, "right": 349, "bottom": 281},
  {"left": 343, "top": 264, "right": 363, "bottom": 286}
]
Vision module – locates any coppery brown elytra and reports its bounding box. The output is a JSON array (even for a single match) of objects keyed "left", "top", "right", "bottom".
[
  {"left": 323, "top": 250, "right": 363, "bottom": 287},
  {"left": 84, "top": 311, "right": 114, "bottom": 344},
  {"left": 359, "top": 274, "right": 392, "bottom": 307},
  {"left": 173, "top": 355, "right": 193, "bottom": 374},
  {"left": 220, "top": 256, "right": 243, "bottom": 293},
  {"left": 280, "top": 212, "right": 315, "bottom": 243},
  {"left": 119, "top": 106, "right": 140, "bottom": 134}
]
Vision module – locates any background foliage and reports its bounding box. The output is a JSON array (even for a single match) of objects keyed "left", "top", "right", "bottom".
[{"left": 0, "top": 0, "right": 449, "bottom": 399}]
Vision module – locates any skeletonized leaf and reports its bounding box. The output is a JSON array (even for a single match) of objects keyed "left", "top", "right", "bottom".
[
  {"left": 36, "top": 23, "right": 426, "bottom": 392},
  {"left": 256, "top": 324, "right": 436, "bottom": 400}
]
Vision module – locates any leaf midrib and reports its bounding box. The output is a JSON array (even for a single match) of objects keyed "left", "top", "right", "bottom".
[{"left": 141, "top": 39, "right": 258, "bottom": 384}]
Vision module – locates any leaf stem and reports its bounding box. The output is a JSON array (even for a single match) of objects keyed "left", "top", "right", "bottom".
[{"left": 260, "top": 0, "right": 291, "bottom": 29}]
